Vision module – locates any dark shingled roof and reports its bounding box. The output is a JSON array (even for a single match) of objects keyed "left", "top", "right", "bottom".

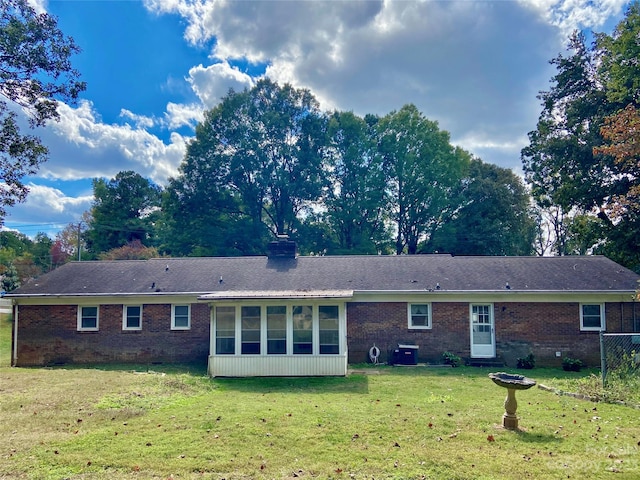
[{"left": 8, "top": 254, "right": 639, "bottom": 297}]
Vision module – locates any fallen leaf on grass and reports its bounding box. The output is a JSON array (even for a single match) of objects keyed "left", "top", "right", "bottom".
[{"left": 487, "top": 435, "right": 495, "bottom": 442}]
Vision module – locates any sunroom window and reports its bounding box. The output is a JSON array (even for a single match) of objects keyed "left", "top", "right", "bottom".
[
  {"left": 216, "top": 306, "right": 236, "bottom": 354},
  {"left": 319, "top": 306, "right": 339, "bottom": 354},
  {"left": 212, "top": 303, "right": 343, "bottom": 356},
  {"left": 267, "top": 306, "right": 287, "bottom": 354},
  {"left": 292, "top": 305, "right": 313, "bottom": 354},
  {"left": 241, "top": 306, "right": 261, "bottom": 354}
]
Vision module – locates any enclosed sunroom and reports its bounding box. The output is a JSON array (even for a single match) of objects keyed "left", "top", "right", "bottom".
[{"left": 201, "top": 290, "right": 352, "bottom": 377}]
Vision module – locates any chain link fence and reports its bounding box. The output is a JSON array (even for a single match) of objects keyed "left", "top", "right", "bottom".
[{"left": 600, "top": 332, "right": 640, "bottom": 386}]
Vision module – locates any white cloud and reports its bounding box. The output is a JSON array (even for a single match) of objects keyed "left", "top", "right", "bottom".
[
  {"left": 27, "top": 0, "right": 47, "bottom": 14},
  {"left": 164, "top": 102, "right": 204, "bottom": 129},
  {"left": 119, "top": 109, "right": 155, "bottom": 129},
  {"left": 522, "top": 0, "right": 628, "bottom": 34},
  {"left": 142, "top": 0, "right": 629, "bottom": 172},
  {"left": 141, "top": 1, "right": 559, "bottom": 170},
  {"left": 4, "top": 183, "right": 92, "bottom": 228},
  {"left": 188, "top": 62, "right": 254, "bottom": 108},
  {"left": 37, "top": 100, "right": 188, "bottom": 185}
]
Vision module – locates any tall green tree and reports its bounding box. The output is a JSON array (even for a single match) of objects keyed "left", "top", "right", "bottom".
[
  {"left": 428, "top": 159, "right": 536, "bottom": 255},
  {"left": 596, "top": 2, "right": 640, "bottom": 107},
  {"left": 0, "top": 0, "right": 85, "bottom": 221},
  {"left": 521, "top": 32, "right": 614, "bottom": 218},
  {"left": 1, "top": 263, "right": 19, "bottom": 292},
  {"left": 323, "top": 111, "right": 389, "bottom": 254},
  {"left": 377, "top": 104, "right": 470, "bottom": 254},
  {"left": 163, "top": 79, "right": 327, "bottom": 255},
  {"left": 522, "top": 4, "right": 640, "bottom": 269},
  {"left": 0, "top": 230, "right": 53, "bottom": 285},
  {"left": 160, "top": 176, "right": 258, "bottom": 257},
  {"left": 86, "top": 171, "right": 161, "bottom": 255},
  {"left": 31, "top": 231, "right": 52, "bottom": 271}
]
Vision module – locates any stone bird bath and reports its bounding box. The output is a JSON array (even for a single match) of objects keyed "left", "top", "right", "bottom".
[{"left": 489, "top": 372, "right": 536, "bottom": 430}]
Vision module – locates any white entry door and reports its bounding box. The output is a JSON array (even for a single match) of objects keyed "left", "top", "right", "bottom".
[{"left": 470, "top": 304, "right": 495, "bottom": 358}]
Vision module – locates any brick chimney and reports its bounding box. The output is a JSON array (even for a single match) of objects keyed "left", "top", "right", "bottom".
[{"left": 267, "top": 234, "right": 297, "bottom": 259}]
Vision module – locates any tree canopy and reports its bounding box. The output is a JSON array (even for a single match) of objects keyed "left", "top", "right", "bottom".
[
  {"left": 159, "top": 80, "right": 534, "bottom": 257},
  {"left": 377, "top": 105, "right": 471, "bottom": 254},
  {"left": 0, "top": 0, "right": 85, "bottom": 221},
  {"left": 522, "top": 3, "right": 640, "bottom": 270},
  {"left": 429, "top": 159, "right": 536, "bottom": 256},
  {"left": 86, "top": 171, "right": 161, "bottom": 255}
]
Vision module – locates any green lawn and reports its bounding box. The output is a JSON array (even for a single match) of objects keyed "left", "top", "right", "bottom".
[{"left": 1, "top": 363, "right": 639, "bottom": 479}]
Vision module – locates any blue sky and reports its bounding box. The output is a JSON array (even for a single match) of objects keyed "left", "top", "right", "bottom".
[{"left": 4, "top": 0, "right": 632, "bottom": 238}]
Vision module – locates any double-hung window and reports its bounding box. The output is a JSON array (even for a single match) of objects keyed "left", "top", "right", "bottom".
[
  {"left": 123, "top": 305, "right": 142, "bottom": 331},
  {"left": 580, "top": 303, "right": 605, "bottom": 331},
  {"left": 408, "top": 303, "right": 431, "bottom": 329},
  {"left": 292, "top": 305, "right": 313, "bottom": 354},
  {"left": 213, "top": 303, "right": 343, "bottom": 356},
  {"left": 215, "top": 306, "right": 236, "bottom": 354},
  {"left": 172, "top": 305, "right": 191, "bottom": 330},
  {"left": 241, "top": 306, "right": 261, "bottom": 354},
  {"left": 267, "top": 306, "right": 287, "bottom": 354},
  {"left": 319, "top": 306, "right": 339, "bottom": 354},
  {"left": 78, "top": 306, "right": 99, "bottom": 331}
]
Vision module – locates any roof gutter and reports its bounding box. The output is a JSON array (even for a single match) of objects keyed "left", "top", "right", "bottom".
[
  {"left": 356, "top": 289, "right": 637, "bottom": 295},
  {"left": 5, "top": 291, "right": 216, "bottom": 299}
]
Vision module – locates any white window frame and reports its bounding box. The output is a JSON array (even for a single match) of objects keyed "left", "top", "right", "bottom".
[
  {"left": 241, "top": 306, "right": 262, "bottom": 354},
  {"left": 580, "top": 303, "right": 605, "bottom": 331},
  {"left": 212, "top": 302, "right": 345, "bottom": 356},
  {"left": 214, "top": 306, "right": 236, "bottom": 355},
  {"left": 266, "top": 305, "right": 287, "bottom": 355},
  {"left": 77, "top": 305, "right": 99, "bottom": 331},
  {"left": 123, "top": 305, "right": 143, "bottom": 331},
  {"left": 171, "top": 304, "right": 191, "bottom": 330},
  {"left": 408, "top": 303, "right": 432, "bottom": 329}
]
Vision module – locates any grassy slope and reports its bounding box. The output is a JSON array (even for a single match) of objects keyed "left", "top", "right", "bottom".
[{"left": 0, "top": 365, "right": 638, "bottom": 480}]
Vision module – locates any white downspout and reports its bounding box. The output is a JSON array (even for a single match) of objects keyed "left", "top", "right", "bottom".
[
  {"left": 12, "top": 303, "right": 18, "bottom": 366},
  {"left": 207, "top": 304, "right": 214, "bottom": 376}
]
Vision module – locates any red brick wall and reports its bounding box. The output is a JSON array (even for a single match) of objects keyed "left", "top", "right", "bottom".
[
  {"left": 347, "top": 302, "right": 470, "bottom": 365},
  {"left": 15, "top": 299, "right": 638, "bottom": 368},
  {"left": 347, "top": 301, "right": 638, "bottom": 367},
  {"left": 14, "top": 303, "right": 210, "bottom": 366}
]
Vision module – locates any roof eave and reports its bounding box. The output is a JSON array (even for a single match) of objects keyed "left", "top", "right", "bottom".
[{"left": 198, "top": 290, "right": 355, "bottom": 301}]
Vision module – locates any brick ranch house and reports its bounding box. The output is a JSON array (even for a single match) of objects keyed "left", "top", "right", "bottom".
[{"left": 7, "top": 239, "right": 640, "bottom": 376}]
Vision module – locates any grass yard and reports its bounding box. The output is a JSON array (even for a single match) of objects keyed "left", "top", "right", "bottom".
[{"left": 1, "top": 317, "right": 639, "bottom": 479}]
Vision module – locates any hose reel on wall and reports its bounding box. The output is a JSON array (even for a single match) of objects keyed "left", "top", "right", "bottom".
[{"left": 368, "top": 344, "right": 380, "bottom": 364}]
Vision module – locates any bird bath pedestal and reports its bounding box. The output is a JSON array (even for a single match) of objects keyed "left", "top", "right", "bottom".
[{"left": 489, "top": 372, "right": 536, "bottom": 430}]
